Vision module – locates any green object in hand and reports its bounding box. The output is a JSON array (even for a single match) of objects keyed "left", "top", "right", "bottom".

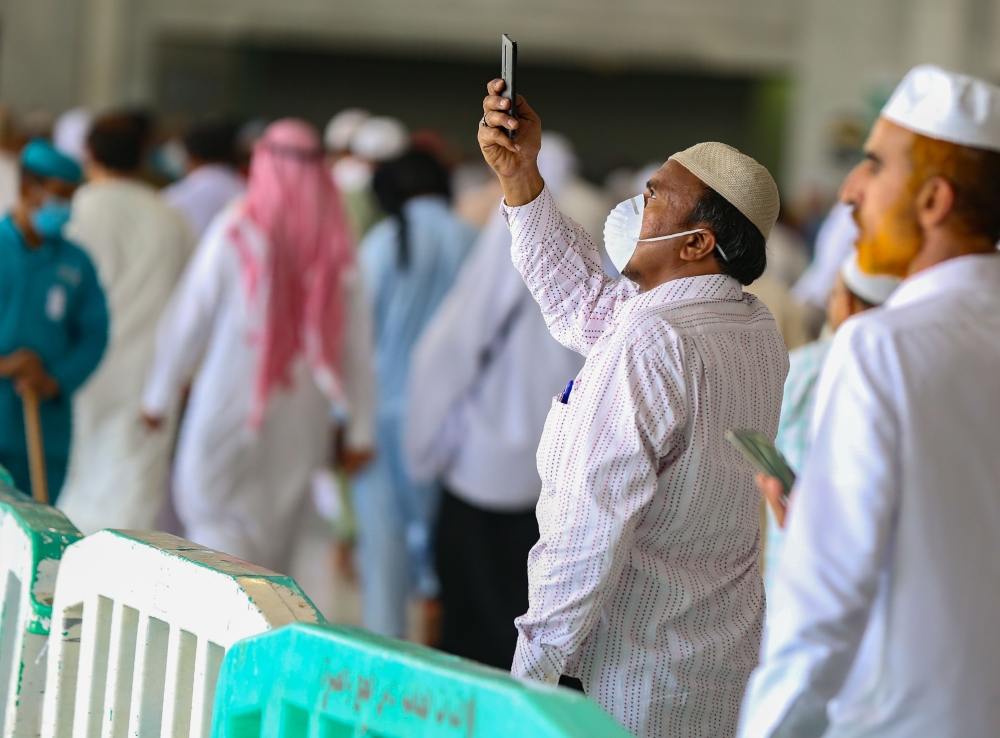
[{"left": 726, "top": 429, "right": 796, "bottom": 500}]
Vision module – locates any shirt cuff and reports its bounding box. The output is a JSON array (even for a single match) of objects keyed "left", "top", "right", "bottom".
[
  {"left": 500, "top": 184, "right": 557, "bottom": 233},
  {"left": 511, "top": 633, "right": 564, "bottom": 685}
]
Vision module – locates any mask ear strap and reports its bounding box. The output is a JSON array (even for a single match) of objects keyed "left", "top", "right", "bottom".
[
  {"left": 637, "top": 228, "right": 730, "bottom": 262},
  {"left": 636, "top": 227, "right": 706, "bottom": 243}
]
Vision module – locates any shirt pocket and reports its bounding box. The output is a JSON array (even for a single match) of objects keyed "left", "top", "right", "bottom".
[{"left": 536, "top": 393, "right": 573, "bottom": 491}]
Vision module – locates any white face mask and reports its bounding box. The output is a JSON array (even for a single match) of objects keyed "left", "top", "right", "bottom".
[{"left": 603, "top": 194, "right": 724, "bottom": 274}]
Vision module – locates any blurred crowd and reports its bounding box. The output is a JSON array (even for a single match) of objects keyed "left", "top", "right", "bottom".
[{"left": 0, "top": 101, "right": 854, "bottom": 667}]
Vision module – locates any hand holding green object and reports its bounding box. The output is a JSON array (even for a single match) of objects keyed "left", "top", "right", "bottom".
[{"left": 726, "top": 429, "right": 796, "bottom": 499}]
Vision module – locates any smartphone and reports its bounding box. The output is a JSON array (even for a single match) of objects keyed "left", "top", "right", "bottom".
[
  {"left": 725, "top": 429, "right": 796, "bottom": 502},
  {"left": 501, "top": 33, "right": 518, "bottom": 139}
]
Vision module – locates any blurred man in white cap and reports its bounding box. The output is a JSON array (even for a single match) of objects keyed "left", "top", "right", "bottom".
[
  {"left": 480, "top": 81, "right": 788, "bottom": 738},
  {"left": 324, "top": 108, "right": 371, "bottom": 157},
  {"left": 742, "top": 64, "right": 1000, "bottom": 738},
  {"left": 762, "top": 253, "right": 900, "bottom": 595},
  {"left": 330, "top": 114, "right": 408, "bottom": 243},
  {"left": 58, "top": 113, "right": 194, "bottom": 534}
]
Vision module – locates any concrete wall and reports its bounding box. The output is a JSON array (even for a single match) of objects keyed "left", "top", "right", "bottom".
[{"left": 1, "top": 0, "right": 999, "bottom": 198}]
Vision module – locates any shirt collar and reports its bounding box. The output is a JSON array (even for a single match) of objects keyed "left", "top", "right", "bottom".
[
  {"left": 643, "top": 273, "right": 744, "bottom": 305},
  {"left": 1, "top": 215, "right": 56, "bottom": 259},
  {"left": 885, "top": 253, "right": 1000, "bottom": 310}
]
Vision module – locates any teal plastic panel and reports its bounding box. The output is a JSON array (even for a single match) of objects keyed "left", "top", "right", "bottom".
[{"left": 211, "top": 624, "right": 635, "bottom": 738}]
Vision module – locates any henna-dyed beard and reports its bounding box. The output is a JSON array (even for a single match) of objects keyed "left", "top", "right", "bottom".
[{"left": 853, "top": 181, "right": 923, "bottom": 279}]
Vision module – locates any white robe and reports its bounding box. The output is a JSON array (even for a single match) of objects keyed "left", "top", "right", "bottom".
[
  {"left": 0, "top": 150, "right": 19, "bottom": 217},
  {"left": 739, "top": 254, "right": 1000, "bottom": 738},
  {"left": 59, "top": 179, "right": 195, "bottom": 534},
  {"left": 141, "top": 201, "right": 375, "bottom": 573}
]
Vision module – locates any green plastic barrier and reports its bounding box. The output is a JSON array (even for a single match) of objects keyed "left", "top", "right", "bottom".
[
  {"left": 212, "top": 623, "right": 634, "bottom": 738},
  {"left": 0, "top": 475, "right": 82, "bottom": 738}
]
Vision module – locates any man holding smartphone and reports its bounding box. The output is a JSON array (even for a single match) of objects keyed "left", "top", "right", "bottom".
[
  {"left": 479, "top": 82, "right": 788, "bottom": 738},
  {"left": 742, "top": 65, "right": 1000, "bottom": 738}
]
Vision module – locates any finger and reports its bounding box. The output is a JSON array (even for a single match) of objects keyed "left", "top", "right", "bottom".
[
  {"left": 487, "top": 78, "right": 506, "bottom": 95},
  {"left": 479, "top": 125, "right": 521, "bottom": 153},
  {"left": 483, "top": 94, "right": 513, "bottom": 115},
  {"left": 484, "top": 110, "right": 518, "bottom": 130},
  {"left": 756, "top": 473, "right": 788, "bottom": 528}
]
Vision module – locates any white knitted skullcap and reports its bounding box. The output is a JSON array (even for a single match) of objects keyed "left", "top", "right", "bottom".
[
  {"left": 841, "top": 252, "right": 902, "bottom": 306},
  {"left": 324, "top": 108, "right": 371, "bottom": 153},
  {"left": 882, "top": 65, "right": 1000, "bottom": 152},
  {"left": 669, "top": 142, "right": 780, "bottom": 240},
  {"left": 350, "top": 116, "right": 409, "bottom": 162}
]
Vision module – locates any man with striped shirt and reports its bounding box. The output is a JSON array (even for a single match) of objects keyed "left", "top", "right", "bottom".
[{"left": 478, "top": 81, "right": 788, "bottom": 737}]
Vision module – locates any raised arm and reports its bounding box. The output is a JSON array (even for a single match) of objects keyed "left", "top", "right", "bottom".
[{"left": 479, "top": 80, "right": 637, "bottom": 356}]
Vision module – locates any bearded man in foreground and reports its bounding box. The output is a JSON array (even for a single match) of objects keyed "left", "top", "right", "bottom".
[{"left": 741, "top": 64, "right": 1000, "bottom": 738}]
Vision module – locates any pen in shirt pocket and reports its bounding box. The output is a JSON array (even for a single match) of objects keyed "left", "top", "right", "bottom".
[{"left": 560, "top": 379, "right": 574, "bottom": 404}]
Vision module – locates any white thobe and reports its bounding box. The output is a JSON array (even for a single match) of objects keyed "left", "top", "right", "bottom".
[
  {"left": 59, "top": 179, "right": 195, "bottom": 534},
  {"left": 162, "top": 164, "right": 245, "bottom": 240},
  {"left": 406, "top": 208, "right": 584, "bottom": 511},
  {"left": 739, "top": 254, "right": 1000, "bottom": 738},
  {"left": 505, "top": 187, "right": 789, "bottom": 738},
  {"left": 0, "top": 150, "right": 19, "bottom": 217},
  {"left": 141, "top": 201, "right": 375, "bottom": 572}
]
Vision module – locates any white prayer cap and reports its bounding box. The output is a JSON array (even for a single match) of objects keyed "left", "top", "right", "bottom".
[
  {"left": 54, "top": 108, "right": 93, "bottom": 162},
  {"left": 881, "top": 65, "right": 1000, "bottom": 152},
  {"left": 841, "top": 253, "right": 901, "bottom": 306},
  {"left": 350, "top": 116, "right": 409, "bottom": 162},
  {"left": 324, "top": 108, "right": 371, "bottom": 153},
  {"left": 669, "top": 142, "right": 780, "bottom": 240},
  {"left": 537, "top": 132, "right": 578, "bottom": 197}
]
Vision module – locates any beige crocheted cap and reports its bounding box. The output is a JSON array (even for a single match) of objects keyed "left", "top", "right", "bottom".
[{"left": 669, "top": 142, "right": 780, "bottom": 240}]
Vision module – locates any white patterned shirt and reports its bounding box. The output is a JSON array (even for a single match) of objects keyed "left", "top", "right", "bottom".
[{"left": 503, "top": 187, "right": 788, "bottom": 738}]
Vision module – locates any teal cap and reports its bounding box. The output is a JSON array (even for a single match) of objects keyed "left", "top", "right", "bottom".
[{"left": 21, "top": 139, "right": 83, "bottom": 184}]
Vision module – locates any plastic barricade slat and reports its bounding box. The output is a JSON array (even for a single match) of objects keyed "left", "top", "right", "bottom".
[
  {"left": 40, "top": 530, "right": 323, "bottom": 738},
  {"left": 211, "top": 623, "right": 635, "bottom": 738},
  {"left": 0, "top": 479, "right": 82, "bottom": 738}
]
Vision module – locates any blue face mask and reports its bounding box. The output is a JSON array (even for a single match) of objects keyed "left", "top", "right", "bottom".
[{"left": 31, "top": 197, "right": 72, "bottom": 240}]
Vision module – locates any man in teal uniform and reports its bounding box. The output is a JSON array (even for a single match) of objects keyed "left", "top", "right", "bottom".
[{"left": 0, "top": 140, "right": 108, "bottom": 501}]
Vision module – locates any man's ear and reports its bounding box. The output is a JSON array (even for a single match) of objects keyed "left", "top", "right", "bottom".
[
  {"left": 915, "top": 175, "right": 955, "bottom": 230},
  {"left": 678, "top": 229, "right": 717, "bottom": 262}
]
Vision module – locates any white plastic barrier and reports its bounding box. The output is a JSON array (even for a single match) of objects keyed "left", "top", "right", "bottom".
[
  {"left": 40, "top": 530, "right": 322, "bottom": 738},
  {"left": 0, "top": 484, "right": 81, "bottom": 738}
]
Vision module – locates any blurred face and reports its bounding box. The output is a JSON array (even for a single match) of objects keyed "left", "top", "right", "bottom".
[
  {"left": 623, "top": 159, "right": 710, "bottom": 283},
  {"left": 840, "top": 118, "right": 922, "bottom": 278},
  {"left": 827, "top": 273, "right": 868, "bottom": 331},
  {"left": 20, "top": 175, "right": 76, "bottom": 210}
]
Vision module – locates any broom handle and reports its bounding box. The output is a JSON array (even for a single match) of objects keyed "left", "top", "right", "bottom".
[{"left": 22, "top": 387, "right": 48, "bottom": 504}]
